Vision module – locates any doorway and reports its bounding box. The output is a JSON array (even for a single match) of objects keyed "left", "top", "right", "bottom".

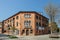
[{"left": 26, "top": 29, "right": 29, "bottom": 35}]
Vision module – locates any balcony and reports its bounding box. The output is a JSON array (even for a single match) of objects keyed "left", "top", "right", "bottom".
[
  {"left": 24, "top": 26, "right": 32, "bottom": 29},
  {"left": 36, "top": 26, "right": 44, "bottom": 30}
]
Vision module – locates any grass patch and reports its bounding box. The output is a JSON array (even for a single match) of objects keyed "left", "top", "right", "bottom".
[{"left": 8, "top": 35, "right": 18, "bottom": 39}]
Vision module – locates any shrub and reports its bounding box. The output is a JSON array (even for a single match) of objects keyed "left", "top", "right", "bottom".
[{"left": 8, "top": 35, "right": 18, "bottom": 39}]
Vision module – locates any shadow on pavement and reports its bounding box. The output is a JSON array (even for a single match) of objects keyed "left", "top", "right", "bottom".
[{"left": 0, "top": 34, "right": 8, "bottom": 37}]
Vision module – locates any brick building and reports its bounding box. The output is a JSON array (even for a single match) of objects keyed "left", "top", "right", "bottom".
[
  {"left": 2, "top": 11, "right": 50, "bottom": 36},
  {"left": 0, "top": 22, "right": 2, "bottom": 33}
]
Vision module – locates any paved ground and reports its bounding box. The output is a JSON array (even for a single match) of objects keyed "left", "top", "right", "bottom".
[{"left": 0, "top": 34, "right": 60, "bottom": 40}]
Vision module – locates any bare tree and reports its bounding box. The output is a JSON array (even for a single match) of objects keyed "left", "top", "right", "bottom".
[
  {"left": 45, "top": 4, "right": 59, "bottom": 22},
  {"left": 44, "top": 4, "right": 60, "bottom": 34}
]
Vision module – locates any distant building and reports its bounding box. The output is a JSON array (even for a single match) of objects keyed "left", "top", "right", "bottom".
[
  {"left": 0, "top": 22, "right": 2, "bottom": 33},
  {"left": 2, "top": 11, "right": 49, "bottom": 36}
]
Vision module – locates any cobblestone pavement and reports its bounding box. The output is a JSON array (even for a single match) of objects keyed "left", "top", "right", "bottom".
[{"left": 0, "top": 34, "right": 60, "bottom": 40}]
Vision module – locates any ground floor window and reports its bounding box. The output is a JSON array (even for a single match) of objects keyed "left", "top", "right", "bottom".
[{"left": 15, "top": 30, "right": 19, "bottom": 35}]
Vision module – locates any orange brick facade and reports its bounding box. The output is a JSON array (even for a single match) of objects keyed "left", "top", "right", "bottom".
[
  {"left": 0, "top": 22, "right": 2, "bottom": 33},
  {"left": 2, "top": 11, "right": 50, "bottom": 36}
]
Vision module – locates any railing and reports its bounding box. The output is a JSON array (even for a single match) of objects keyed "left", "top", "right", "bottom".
[
  {"left": 36, "top": 26, "right": 44, "bottom": 30},
  {"left": 24, "top": 26, "right": 32, "bottom": 29}
]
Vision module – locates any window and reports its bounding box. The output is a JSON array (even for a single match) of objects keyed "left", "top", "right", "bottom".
[
  {"left": 10, "top": 20, "right": 11, "bottom": 22},
  {"left": 39, "top": 16, "right": 41, "bottom": 19},
  {"left": 24, "top": 20, "right": 31, "bottom": 28},
  {"left": 8, "top": 20, "right": 9, "bottom": 22},
  {"left": 36, "top": 22, "right": 40, "bottom": 26},
  {"left": 7, "top": 25, "right": 11, "bottom": 30},
  {"left": 15, "top": 30, "right": 19, "bottom": 35},
  {"left": 16, "top": 22, "right": 18, "bottom": 26},
  {"left": 36, "top": 15, "right": 39, "bottom": 19},
  {"left": 36, "top": 22, "right": 38, "bottom": 27},
  {"left": 24, "top": 14, "right": 31, "bottom": 18},
  {"left": 13, "top": 18, "right": 15, "bottom": 20},
  {"left": 16, "top": 16, "right": 18, "bottom": 19},
  {"left": 36, "top": 22, "right": 41, "bottom": 29},
  {"left": 10, "top": 19, "right": 13, "bottom": 25}
]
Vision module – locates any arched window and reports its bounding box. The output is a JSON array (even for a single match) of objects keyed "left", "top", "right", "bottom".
[
  {"left": 16, "top": 16, "right": 19, "bottom": 19},
  {"left": 24, "top": 20, "right": 31, "bottom": 28},
  {"left": 24, "top": 14, "right": 31, "bottom": 18},
  {"left": 16, "top": 22, "right": 18, "bottom": 27}
]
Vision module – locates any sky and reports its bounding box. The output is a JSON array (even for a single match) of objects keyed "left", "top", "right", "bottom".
[{"left": 0, "top": 0, "right": 60, "bottom": 27}]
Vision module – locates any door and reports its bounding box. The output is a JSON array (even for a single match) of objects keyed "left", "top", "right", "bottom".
[{"left": 26, "top": 29, "right": 29, "bottom": 35}]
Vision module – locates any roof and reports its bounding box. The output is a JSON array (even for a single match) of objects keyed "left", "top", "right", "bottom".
[{"left": 4, "top": 11, "right": 49, "bottom": 21}]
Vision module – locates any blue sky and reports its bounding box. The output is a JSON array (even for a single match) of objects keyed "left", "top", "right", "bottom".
[{"left": 0, "top": 0, "right": 60, "bottom": 27}]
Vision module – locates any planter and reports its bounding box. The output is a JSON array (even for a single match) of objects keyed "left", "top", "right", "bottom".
[{"left": 49, "top": 34, "right": 60, "bottom": 38}]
